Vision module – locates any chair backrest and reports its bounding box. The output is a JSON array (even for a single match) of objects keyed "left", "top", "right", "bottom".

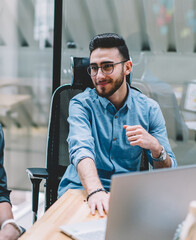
[
  {"left": 46, "top": 86, "right": 81, "bottom": 209},
  {"left": 45, "top": 57, "right": 148, "bottom": 209},
  {"left": 45, "top": 57, "right": 94, "bottom": 209}
]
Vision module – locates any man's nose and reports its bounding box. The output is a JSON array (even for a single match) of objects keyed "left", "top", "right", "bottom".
[{"left": 96, "top": 67, "right": 105, "bottom": 79}]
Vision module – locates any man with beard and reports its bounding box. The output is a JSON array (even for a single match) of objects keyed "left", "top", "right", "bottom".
[{"left": 58, "top": 33, "right": 177, "bottom": 216}]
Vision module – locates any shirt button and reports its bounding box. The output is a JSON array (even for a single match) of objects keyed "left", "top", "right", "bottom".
[
  {"left": 113, "top": 137, "right": 117, "bottom": 141},
  {"left": 114, "top": 116, "right": 117, "bottom": 119}
]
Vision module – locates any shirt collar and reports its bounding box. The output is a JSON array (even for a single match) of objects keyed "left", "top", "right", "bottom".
[
  {"left": 98, "top": 95, "right": 111, "bottom": 109},
  {"left": 125, "top": 84, "right": 132, "bottom": 110}
]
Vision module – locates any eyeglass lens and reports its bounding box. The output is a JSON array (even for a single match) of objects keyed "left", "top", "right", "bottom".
[
  {"left": 88, "top": 63, "right": 114, "bottom": 77},
  {"left": 87, "top": 60, "right": 127, "bottom": 77}
]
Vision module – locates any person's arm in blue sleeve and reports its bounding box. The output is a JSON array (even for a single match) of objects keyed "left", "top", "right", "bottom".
[
  {"left": 67, "top": 99, "right": 110, "bottom": 216},
  {"left": 124, "top": 100, "right": 177, "bottom": 169},
  {"left": 67, "top": 99, "right": 95, "bottom": 167},
  {"left": 148, "top": 100, "right": 177, "bottom": 168}
]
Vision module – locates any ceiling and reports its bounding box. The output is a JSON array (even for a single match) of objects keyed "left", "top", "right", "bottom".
[
  {"left": 0, "top": 0, "right": 196, "bottom": 54},
  {"left": 63, "top": 0, "right": 196, "bottom": 54}
]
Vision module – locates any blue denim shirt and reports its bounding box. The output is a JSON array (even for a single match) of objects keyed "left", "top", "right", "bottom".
[{"left": 58, "top": 85, "right": 177, "bottom": 197}]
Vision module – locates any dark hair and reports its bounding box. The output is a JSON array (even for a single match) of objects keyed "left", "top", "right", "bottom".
[{"left": 89, "top": 33, "right": 130, "bottom": 61}]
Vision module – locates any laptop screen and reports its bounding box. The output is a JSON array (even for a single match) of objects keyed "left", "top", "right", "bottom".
[
  {"left": 106, "top": 165, "right": 196, "bottom": 240},
  {"left": 60, "top": 166, "right": 196, "bottom": 240}
]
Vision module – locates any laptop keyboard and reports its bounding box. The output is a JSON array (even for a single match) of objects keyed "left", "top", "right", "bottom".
[{"left": 77, "top": 230, "right": 105, "bottom": 240}]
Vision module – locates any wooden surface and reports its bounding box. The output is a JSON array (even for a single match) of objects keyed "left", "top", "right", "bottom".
[{"left": 20, "top": 189, "right": 105, "bottom": 240}]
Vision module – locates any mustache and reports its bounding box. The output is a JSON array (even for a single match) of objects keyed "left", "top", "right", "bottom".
[{"left": 96, "top": 80, "right": 112, "bottom": 85}]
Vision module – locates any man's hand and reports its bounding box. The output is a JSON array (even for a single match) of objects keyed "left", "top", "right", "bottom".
[
  {"left": 123, "top": 125, "right": 171, "bottom": 168},
  {"left": 123, "top": 125, "right": 160, "bottom": 153},
  {"left": 87, "top": 191, "right": 110, "bottom": 217},
  {"left": 77, "top": 158, "right": 110, "bottom": 216},
  {"left": 0, "top": 224, "right": 20, "bottom": 240}
]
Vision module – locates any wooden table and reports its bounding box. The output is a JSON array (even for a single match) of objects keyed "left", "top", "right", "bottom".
[{"left": 20, "top": 190, "right": 105, "bottom": 240}]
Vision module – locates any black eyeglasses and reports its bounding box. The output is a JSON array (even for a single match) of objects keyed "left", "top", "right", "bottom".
[{"left": 87, "top": 60, "right": 127, "bottom": 77}]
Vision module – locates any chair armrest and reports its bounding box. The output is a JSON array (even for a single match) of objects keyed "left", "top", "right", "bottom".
[
  {"left": 26, "top": 168, "right": 48, "bottom": 179},
  {"left": 26, "top": 168, "right": 48, "bottom": 223}
]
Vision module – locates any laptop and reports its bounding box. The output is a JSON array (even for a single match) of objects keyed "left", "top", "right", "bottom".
[{"left": 60, "top": 165, "right": 196, "bottom": 240}]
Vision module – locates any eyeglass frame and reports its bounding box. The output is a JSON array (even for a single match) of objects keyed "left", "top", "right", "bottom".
[{"left": 87, "top": 60, "right": 128, "bottom": 77}]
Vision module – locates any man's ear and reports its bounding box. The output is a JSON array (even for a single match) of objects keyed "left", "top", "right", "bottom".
[{"left": 124, "top": 60, "right": 132, "bottom": 75}]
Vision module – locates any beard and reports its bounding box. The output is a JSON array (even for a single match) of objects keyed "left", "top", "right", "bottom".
[{"left": 95, "top": 69, "right": 124, "bottom": 98}]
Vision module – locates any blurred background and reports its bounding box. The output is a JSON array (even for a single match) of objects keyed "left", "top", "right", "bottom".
[{"left": 0, "top": 0, "right": 196, "bottom": 229}]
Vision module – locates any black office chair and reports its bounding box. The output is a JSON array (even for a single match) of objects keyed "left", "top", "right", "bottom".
[{"left": 26, "top": 57, "right": 149, "bottom": 223}]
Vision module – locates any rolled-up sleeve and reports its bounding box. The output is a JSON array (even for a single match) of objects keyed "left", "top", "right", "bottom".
[
  {"left": 0, "top": 125, "right": 11, "bottom": 203},
  {"left": 148, "top": 100, "right": 177, "bottom": 168},
  {"left": 67, "top": 99, "right": 95, "bottom": 167}
]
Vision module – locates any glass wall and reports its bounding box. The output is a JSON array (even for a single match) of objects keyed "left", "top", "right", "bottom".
[
  {"left": 0, "top": 0, "right": 195, "bottom": 191},
  {"left": 61, "top": 0, "right": 196, "bottom": 166},
  {"left": 0, "top": 0, "right": 54, "bottom": 190}
]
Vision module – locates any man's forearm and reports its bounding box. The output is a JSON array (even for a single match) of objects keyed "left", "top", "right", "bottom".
[
  {"left": 0, "top": 202, "right": 13, "bottom": 226},
  {"left": 77, "top": 157, "right": 103, "bottom": 194},
  {"left": 77, "top": 157, "right": 109, "bottom": 216},
  {"left": 0, "top": 202, "right": 22, "bottom": 239}
]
